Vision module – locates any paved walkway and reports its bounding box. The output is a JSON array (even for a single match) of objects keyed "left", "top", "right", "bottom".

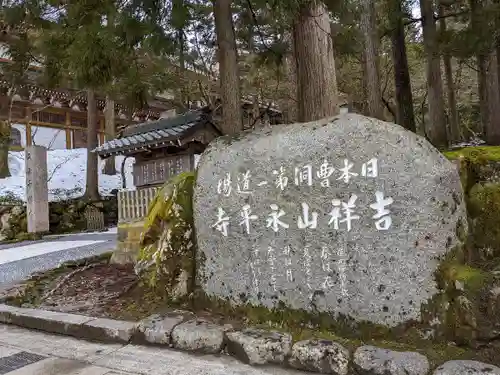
[
  {"left": 0, "top": 229, "right": 117, "bottom": 284},
  {"left": 0, "top": 324, "right": 302, "bottom": 375}
]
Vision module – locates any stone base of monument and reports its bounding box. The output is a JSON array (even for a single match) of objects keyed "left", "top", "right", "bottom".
[{"left": 111, "top": 221, "right": 144, "bottom": 265}]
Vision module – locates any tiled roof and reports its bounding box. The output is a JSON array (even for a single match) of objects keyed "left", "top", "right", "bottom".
[{"left": 93, "top": 109, "right": 213, "bottom": 156}]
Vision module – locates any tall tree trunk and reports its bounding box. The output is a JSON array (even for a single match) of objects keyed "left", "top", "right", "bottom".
[
  {"left": 388, "top": 0, "right": 415, "bottom": 132},
  {"left": 360, "top": 0, "right": 385, "bottom": 120},
  {"left": 477, "top": 55, "right": 489, "bottom": 136},
  {"left": 484, "top": 50, "right": 500, "bottom": 144},
  {"left": 0, "top": 120, "right": 10, "bottom": 178},
  {"left": 213, "top": 0, "right": 242, "bottom": 135},
  {"left": 85, "top": 88, "right": 100, "bottom": 201},
  {"left": 469, "top": 0, "right": 488, "bottom": 136},
  {"left": 438, "top": 4, "right": 460, "bottom": 143},
  {"left": 178, "top": 29, "right": 189, "bottom": 110},
  {"left": 103, "top": 96, "right": 116, "bottom": 175},
  {"left": 420, "top": 0, "right": 448, "bottom": 148},
  {"left": 293, "top": 0, "right": 339, "bottom": 122},
  {"left": 284, "top": 32, "right": 298, "bottom": 123}
]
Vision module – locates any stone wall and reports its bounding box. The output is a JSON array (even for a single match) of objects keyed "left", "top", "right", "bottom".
[{"left": 0, "top": 196, "right": 118, "bottom": 242}]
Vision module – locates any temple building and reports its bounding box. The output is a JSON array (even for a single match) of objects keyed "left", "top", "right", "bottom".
[{"left": 94, "top": 107, "right": 221, "bottom": 189}]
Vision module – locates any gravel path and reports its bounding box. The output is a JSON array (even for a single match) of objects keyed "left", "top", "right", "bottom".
[{"left": 0, "top": 230, "right": 117, "bottom": 284}]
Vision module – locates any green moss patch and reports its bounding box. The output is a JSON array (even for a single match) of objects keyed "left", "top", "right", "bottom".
[
  {"left": 467, "top": 183, "right": 500, "bottom": 261},
  {"left": 444, "top": 146, "right": 500, "bottom": 162}
]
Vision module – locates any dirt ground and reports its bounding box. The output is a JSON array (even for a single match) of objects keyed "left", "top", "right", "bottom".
[{"left": 8, "top": 257, "right": 240, "bottom": 325}]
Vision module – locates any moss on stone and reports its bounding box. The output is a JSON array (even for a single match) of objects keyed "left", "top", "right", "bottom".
[
  {"left": 135, "top": 172, "right": 196, "bottom": 297},
  {"left": 428, "top": 234, "right": 497, "bottom": 346},
  {"left": 467, "top": 183, "right": 500, "bottom": 260},
  {"left": 190, "top": 290, "right": 431, "bottom": 346},
  {"left": 187, "top": 290, "right": 492, "bottom": 367},
  {"left": 444, "top": 146, "right": 500, "bottom": 162}
]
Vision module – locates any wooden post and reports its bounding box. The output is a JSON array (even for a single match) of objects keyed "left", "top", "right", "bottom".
[
  {"left": 25, "top": 108, "right": 32, "bottom": 146},
  {"left": 65, "top": 112, "right": 71, "bottom": 149}
]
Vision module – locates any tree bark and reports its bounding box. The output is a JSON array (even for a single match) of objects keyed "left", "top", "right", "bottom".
[
  {"left": 252, "top": 95, "right": 263, "bottom": 128},
  {"left": 388, "top": 0, "right": 415, "bottom": 132},
  {"left": 103, "top": 96, "right": 116, "bottom": 175},
  {"left": 0, "top": 120, "right": 10, "bottom": 178},
  {"left": 284, "top": 32, "right": 298, "bottom": 124},
  {"left": 477, "top": 55, "right": 488, "bottom": 136},
  {"left": 213, "top": 0, "right": 242, "bottom": 135},
  {"left": 420, "top": 0, "right": 448, "bottom": 148},
  {"left": 484, "top": 50, "right": 500, "bottom": 144},
  {"left": 438, "top": 5, "right": 460, "bottom": 144},
  {"left": 85, "top": 88, "right": 100, "bottom": 201},
  {"left": 469, "top": 0, "right": 487, "bottom": 136},
  {"left": 360, "top": 0, "right": 385, "bottom": 120},
  {"left": 293, "top": 0, "right": 339, "bottom": 122},
  {"left": 178, "top": 28, "right": 189, "bottom": 110}
]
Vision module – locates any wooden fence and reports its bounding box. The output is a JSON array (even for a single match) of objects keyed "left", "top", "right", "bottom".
[{"left": 118, "top": 187, "right": 160, "bottom": 223}]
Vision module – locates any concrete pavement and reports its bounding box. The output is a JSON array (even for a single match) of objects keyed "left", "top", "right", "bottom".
[
  {"left": 0, "top": 324, "right": 305, "bottom": 375},
  {"left": 0, "top": 229, "right": 117, "bottom": 284}
]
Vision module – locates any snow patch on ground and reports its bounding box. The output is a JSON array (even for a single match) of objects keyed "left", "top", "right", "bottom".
[{"left": 0, "top": 148, "right": 136, "bottom": 202}]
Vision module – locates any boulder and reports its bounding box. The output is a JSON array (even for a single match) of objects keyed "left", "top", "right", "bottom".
[
  {"left": 134, "top": 311, "right": 192, "bottom": 345},
  {"left": 225, "top": 328, "right": 292, "bottom": 365},
  {"left": 288, "top": 339, "right": 349, "bottom": 375},
  {"left": 171, "top": 319, "right": 226, "bottom": 354},
  {"left": 194, "top": 114, "right": 467, "bottom": 327},
  {"left": 0, "top": 210, "right": 11, "bottom": 241},
  {"left": 433, "top": 360, "right": 500, "bottom": 375},
  {"left": 353, "top": 346, "right": 429, "bottom": 375}
]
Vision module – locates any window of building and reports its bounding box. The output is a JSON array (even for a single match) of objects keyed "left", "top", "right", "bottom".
[
  {"left": 70, "top": 115, "right": 87, "bottom": 127},
  {"left": 31, "top": 110, "right": 66, "bottom": 125}
]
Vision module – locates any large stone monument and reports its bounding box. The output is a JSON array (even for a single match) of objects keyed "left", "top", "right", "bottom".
[
  {"left": 193, "top": 114, "right": 467, "bottom": 327},
  {"left": 25, "top": 145, "right": 49, "bottom": 233}
]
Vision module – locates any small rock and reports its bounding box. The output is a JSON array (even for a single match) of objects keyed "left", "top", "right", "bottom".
[
  {"left": 451, "top": 295, "right": 478, "bottom": 344},
  {"left": 135, "top": 311, "right": 191, "bottom": 345},
  {"left": 0, "top": 212, "right": 11, "bottom": 241},
  {"left": 226, "top": 328, "right": 292, "bottom": 365},
  {"left": 487, "top": 287, "right": 500, "bottom": 318},
  {"left": 288, "top": 339, "right": 349, "bottom": 375},
  {"left": 171, "top": 319, "right": 225, "bottom": 354},
  {"left": 353, "top": 345, "right": 429, "bottom": 375},
  {"left": 433, "top": 360, "right": 500, "bottom": 375},
  {"left": 455, "top": 280, "right": 465, "bottom": 291}
]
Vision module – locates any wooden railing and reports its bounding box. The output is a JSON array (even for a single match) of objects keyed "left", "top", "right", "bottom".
[{"left": 118, "top": 187, "right": 160, "bottom": 223}]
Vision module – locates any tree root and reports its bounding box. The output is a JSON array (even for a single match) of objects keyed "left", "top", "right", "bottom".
[
  {"left": 94, "top": 279, "right": 139, "bottom": 307},
  {"left": 40, "top": 264, "right": 99, "bottom": 303}
]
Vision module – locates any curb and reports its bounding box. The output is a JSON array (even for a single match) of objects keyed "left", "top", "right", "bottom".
[
  {"left": 2, "top": 304, "right": 500, "bottom": 375},
  {"left": 0, "top": 304, "right": 137, "bottom": 344}
]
